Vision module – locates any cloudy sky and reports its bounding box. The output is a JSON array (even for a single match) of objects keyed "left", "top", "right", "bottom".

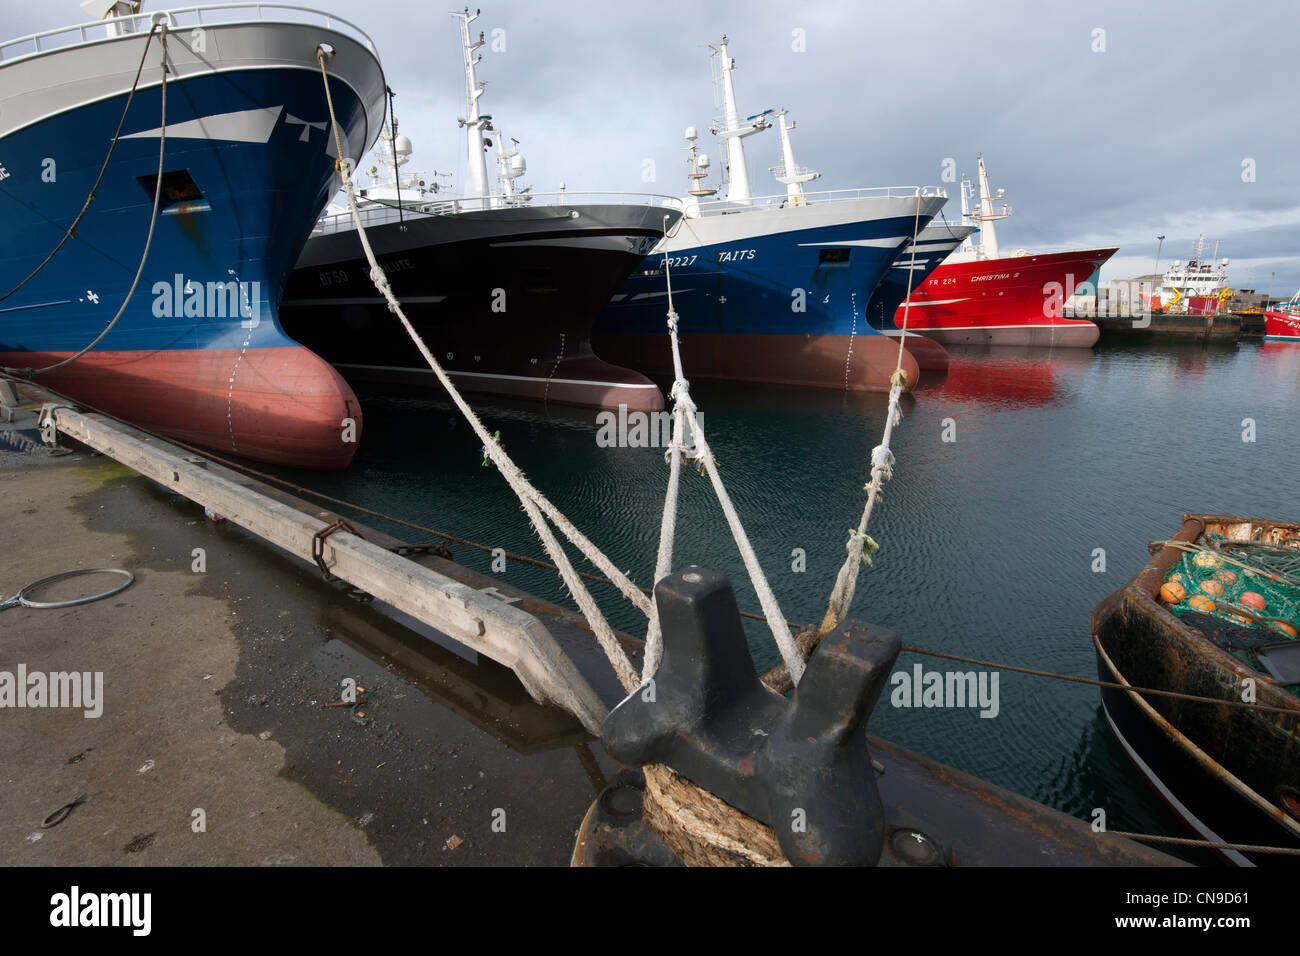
[{"left": 13, "top": 0, "right": 1299, "bottom": 293}]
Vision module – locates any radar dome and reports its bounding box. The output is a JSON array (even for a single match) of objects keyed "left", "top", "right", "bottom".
[{"left": 394, "top": 135, "right": 414, "bottom": 156}]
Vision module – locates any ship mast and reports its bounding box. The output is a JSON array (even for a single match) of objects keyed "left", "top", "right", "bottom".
[
  {"left": 770, "top": 109, "right": 819, "bottom": 202},
  {"left": 683, "top": 127, "right": 717, "bottom": 198},
  {"left": 958, "top": 176, "right": 978, "bottom": 253},
  {"left": 452, "top": 8, "right": 491, "bottom": 204},
  {"left": 975, "top": 155, "right": 1011, "bottom": 260},
  {"left": 80, "top": 0, "right": 142, "bottom": 36},
  {"left": 491, "top": 129, "right": 527, "bottom": 201},
  {"left": 708, "top": 36, "right": 771, "bottom": 205}
]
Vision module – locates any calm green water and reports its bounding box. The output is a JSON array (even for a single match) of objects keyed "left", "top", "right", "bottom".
[{"left": 292, "top": 339, "right": 1300, "bottom": 856}]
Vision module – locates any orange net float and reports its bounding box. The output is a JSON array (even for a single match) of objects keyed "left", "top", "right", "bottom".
[
  {"left": 1213, "top": 569, "right": 1238, "bottom": 587},
  {"left": 1240, "top": 592, "right": 1267, "bottom": 612},
  {"left": 1159, "top": 581, "right": 1186, "bottom": 604},
  {"left": 1187, "top": 594, "right": 1216, "bottom": 613},
  {"left": 1199, "top": 579, "right": 1226, "bottom": 597}
]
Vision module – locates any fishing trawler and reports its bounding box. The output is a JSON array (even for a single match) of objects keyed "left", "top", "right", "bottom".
[
  {"left": 894, "top": 157, "right": 1116, "bottom": 348},
  {"left": 1265, "top": 289, "right": 1300, "bottom": 341},
  {"left": 281, "top": 9, "right": 679, "bottom": 413},
  {"left": 1147, "top": 235, "right": 1233, "bottom": 316},
  {"left": 0, "top": 2, "right": 386, "bottom": 469},
  {"left": 863, "top": 220, "right": 976, "bottom": 371},
  {"left": 592, "top": 36, "right": 947, "bottom": 393}
]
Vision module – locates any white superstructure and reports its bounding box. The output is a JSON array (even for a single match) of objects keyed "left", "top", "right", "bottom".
[
  {"left": 949, "top": 155, "right": 1016, "bottom": 263},
  {"left": 1153, "top": 234, "right": 1230, "bottom": 313}
]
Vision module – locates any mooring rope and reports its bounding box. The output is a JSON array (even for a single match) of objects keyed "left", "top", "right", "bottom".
[
  {"left": 318, "top": 47, "right": 808, "bottom": 689},
  {"left": 20, "top": 365, "right": 1300, "bottom": 866},
  {"left": 0, "top": 24, "right": 164, "bottom": 305},
  {"left": 18, "top": 361, "right": 1296, "bottom": 721},
  {"left": 316, "top": 47, "right": 641, "bottom": 692},
  {"left": 1107, "top": 831, "right": 1300, "bottom": 856},
  {"left": 816, "top": 192, "right": 925, "bottom": 637},
  {"left": 2, "top": 25, "right": 169, "bottom": 379},
  {"left": 639, "top": 219, "right": 802, "bottom": 683}
]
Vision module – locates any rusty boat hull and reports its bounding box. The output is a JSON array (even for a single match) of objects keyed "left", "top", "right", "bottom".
[{"left": 1092, "top": 514, "right": 1300, "bottom": 865}]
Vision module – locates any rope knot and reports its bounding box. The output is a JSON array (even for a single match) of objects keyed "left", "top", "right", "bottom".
[
  {"left": 846, "top": 529, "right": 880, "bottom": 566},
  {"left": 480, "top": 430, "right": 500, "bottom": 468},
  {"left": 668, "top": 378, "right": 692, "bottom": 407},
  {"left": 869, "top": 444, "right": 894, "bottom": 481},
  {"left": 889, "top": 367, "right": 909, "bottom": 391}
]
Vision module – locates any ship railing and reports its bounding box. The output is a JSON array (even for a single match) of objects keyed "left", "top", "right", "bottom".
[
  {"left": 310, "top": 191, "right": 686, "bottom": 236},
  {"left": 768, "top": 164, "right": 819, "bottom": 179},
  {"left": 689, "top": 185, "right": 947, "bottom": 216},
  {"left": 1, "top": 3, "right": 377, "bottom": 63}
]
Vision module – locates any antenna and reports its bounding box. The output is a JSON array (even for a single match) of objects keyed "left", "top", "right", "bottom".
[
  {"left": 768, "top": 109, "right": 819, "bottom": 203},
  {"left": 451, "top": 8, "right": 492, "bottom": 203},
  {"left": 705, "top": 35, "right": 770, "bottom": 205},
  {"left": 683, "top": 126, "right": 717, "bottom": 197}
]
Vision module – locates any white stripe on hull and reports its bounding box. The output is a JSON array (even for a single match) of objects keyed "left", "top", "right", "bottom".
[
  {"left": 796, "top": 237, "right": 907, "bottom": 249},
  {"left": 123, "top": 105, "right": 284, "bottom": 143}
]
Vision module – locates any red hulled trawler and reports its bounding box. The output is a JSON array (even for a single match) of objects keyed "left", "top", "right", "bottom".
[{"left": 895, "top": 157, "right": 1116, "bottom": 348}]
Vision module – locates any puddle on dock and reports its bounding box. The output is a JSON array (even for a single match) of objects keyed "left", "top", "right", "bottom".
[{"left": 69, "top": 469, "right": 615, "bottom": 865}]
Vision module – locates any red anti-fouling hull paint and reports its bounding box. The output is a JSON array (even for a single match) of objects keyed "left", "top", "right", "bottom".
[
  {"left": 877, "top": 332, "right": 950, "bottom": 372},
  {"left": 896, "top": 247, "right": 1118, "bottom": 347},
  {"left": 590, "top": 330, "right": 920, "bottom": 392},
  {"left": 2, "top": 347, "right": 360, "bottom": 470}
]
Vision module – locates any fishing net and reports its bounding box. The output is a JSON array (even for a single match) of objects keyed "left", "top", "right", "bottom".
[{"left": 1158, "top": 535, "right": 1300, "bottom": 690}]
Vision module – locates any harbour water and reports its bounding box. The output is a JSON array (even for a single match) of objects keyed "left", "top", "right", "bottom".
[{"left": 278, "top": 339, "right": 1300, "bottom": 858}]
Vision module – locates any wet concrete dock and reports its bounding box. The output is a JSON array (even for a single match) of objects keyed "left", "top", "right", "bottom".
[{"left": 0, "top": 407, "right": 617, "bottom": 866}]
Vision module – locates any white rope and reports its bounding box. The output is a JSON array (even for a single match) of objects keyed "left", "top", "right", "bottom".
[
  {"left": 316, "top": 51, "right": 641, "bottom": 692},
  {"left": 5, "top": 26, "right": 170, "bottom": 378},
  {"left": 643, "top": 238, "right": 804, "bottom": 684},
  {"left": 320, "top": 53, "right": 805, "bottom": 693},
  {"left": 642, "top": 388, "right": 687, "bottom": 679},
  {"left": 818, "top": 193, "right": 924, "bottom": 635}
]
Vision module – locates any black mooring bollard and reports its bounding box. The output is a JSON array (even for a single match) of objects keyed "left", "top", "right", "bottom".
[{"left": 602, "top": 566, "right": 900, "bottom": 866}]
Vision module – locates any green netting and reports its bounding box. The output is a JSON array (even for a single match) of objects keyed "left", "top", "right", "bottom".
[{"left": 1160, "top": 535, "right": 1300, "bottom": 640}]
